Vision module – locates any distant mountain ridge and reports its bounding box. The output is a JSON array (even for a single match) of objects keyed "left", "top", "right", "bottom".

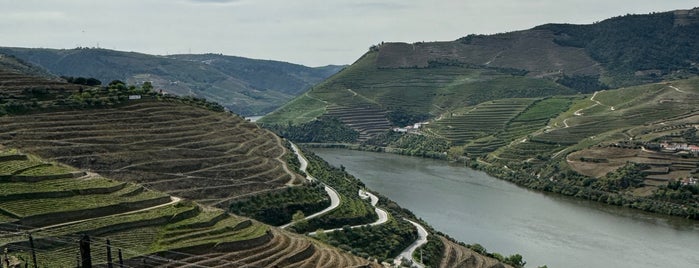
[{"left": 0, "top": 47, "right": 344, "bottom": 116}]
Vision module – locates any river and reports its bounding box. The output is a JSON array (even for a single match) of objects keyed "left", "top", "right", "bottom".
[{"left": 311, "top": 148, "right": 699, "bottom": 268}]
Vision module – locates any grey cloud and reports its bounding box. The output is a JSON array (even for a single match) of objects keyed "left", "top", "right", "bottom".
[{"left": 188, "top": 0, "right": 241, "bottom": 4}]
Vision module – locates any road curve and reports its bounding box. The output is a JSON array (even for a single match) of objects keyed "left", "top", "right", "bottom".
[
  {"left": 358, "top": 190, "right": 389, "bottom": 226},
  {"left": 394, "top": 219, "right": 429, "bottom": 268},
  {"left": 308, "top": 189, "right": 389, "bottom": 235},
  {"left": 280, "top": 142, "right": 341, "bottom": 229}
]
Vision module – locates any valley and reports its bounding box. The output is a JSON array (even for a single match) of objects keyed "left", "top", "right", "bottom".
[
  {"left": 2, "top": 5, "right": 699, "bottom": 268},
  {"left": 262, "top": 9, "right": 699, "bottom": 222},
  {"left": 0, "top": 58, "right": 512, "bottom": 267}
]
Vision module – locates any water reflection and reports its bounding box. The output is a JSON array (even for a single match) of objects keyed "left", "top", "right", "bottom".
[{"left": 312, "top": 148, "right": 699, "bottom": 268}]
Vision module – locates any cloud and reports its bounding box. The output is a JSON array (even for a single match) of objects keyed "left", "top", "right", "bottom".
[{"left": 188, "top": 0, "right": 241, "bottom": 4}]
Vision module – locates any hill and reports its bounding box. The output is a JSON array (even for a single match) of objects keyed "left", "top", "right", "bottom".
[
  {"left": 0, "top": 59, "right": 513, "bottom": 267},
  {"left": 262, "top": 8, "right": 699, "bottom": 220},
  {"left": 262, "top": 8, "right": 699, "bottom": 137},
  {"left": 0, "top": 47, "right": 344, "bottom": 116},
  {"left": 0, "top": 148, "right": 376, "bottom": 267}
]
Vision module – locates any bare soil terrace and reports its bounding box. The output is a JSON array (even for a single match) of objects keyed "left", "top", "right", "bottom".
[{"left": 0, "top": 100, "right": 303, "bottom": 209}]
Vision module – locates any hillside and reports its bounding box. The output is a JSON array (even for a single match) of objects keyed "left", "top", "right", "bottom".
[
  {"left": 0, "top": 148, "right": 377, "bottom": 267},
  {"left": 0, "top": 47, "right": 344, "bottom": 116},
  {"left": 262, "top": 8, "right": 699, "bottom": 220},
  {"left": 262, "top": 8, "right": 699, "bottom": 137},
  {"left": 0, "top": 60, "right": 514, "bottom": 267}
]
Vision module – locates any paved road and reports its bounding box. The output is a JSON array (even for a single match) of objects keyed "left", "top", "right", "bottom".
[
  {"left": 308, "top": 189, "right": 389, "bottom": 235},
  {"left": 394, "top": 219, "right": 429, "bottom": 268},
  {"left": 280, "top": 143, "right": 341, "bottom": 229},
  {"left": 358, "top": 190, "right": 389, "bottom": 226}
]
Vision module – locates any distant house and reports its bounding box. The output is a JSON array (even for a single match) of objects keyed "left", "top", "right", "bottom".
[
  {"left": 660, "top": 142, "right": 699, "bottom": 153},
  {"left": 128, "top": 95, "right": 142, "bottom": 100}
]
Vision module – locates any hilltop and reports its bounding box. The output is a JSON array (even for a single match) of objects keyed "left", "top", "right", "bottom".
[
  {"left": 0, "top": 47, "right": 344, "bottom": 116},
  {"left": 261, "top": 8, "right": 699, "bottom": 220},
  {"left": 0, "top": 57, "right": 514, "bottom": 267}
]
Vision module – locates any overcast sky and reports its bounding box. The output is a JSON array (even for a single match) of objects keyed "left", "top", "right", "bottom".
[{"left": 0, "top": 0, "right": 694, "bottom": 66}]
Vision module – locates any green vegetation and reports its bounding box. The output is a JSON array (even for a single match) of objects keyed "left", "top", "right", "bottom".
[
  {"left": 363, "top": 131, "right": 451, "bottom": 158},
  {"left": 292, "top": 151, "right": 378, "bottom": 233},
  {"left": 0, "top": 78, "right": 224, "bottom": 116},
  {"left": 264, "top": 117, "right": 359, "bottom": 143},
  {"left": 557, "top": 75, "right": 609, "bottom": 93},
  {"left": 538, "top": 12, "right": 699, "bottom": 86},
  {"left": 229, "top": 182, "right": 330, "bottom": 226},
  {"left": 415, "top": 235, "right": 444, "bottom": 267},
  {"left": 591, "top": 163, "right": 648, "bottom": 192},
  {"left": 317, "top": 218, "right": 416, "bottom": 262}
]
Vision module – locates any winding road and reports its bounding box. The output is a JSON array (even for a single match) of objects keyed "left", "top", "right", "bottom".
[
  {"left": 307, "top": 189, "right": 389, "bottom": 235},
  {"left": 284, "top": 142, "right": 429, "bottom": 267},
  {"left": 358, "top": 190, "right": 389, "bottom": 226},
  {"left": 280, "top": 143, "right": 341, "bottom": 229},
  {"left": 394, "top": 219, "right": 429, "bottom": 268}
]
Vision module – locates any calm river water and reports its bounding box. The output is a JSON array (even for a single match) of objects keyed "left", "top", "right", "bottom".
[{"left": 311, "top": 148, "right": 699, "bottom": 268}]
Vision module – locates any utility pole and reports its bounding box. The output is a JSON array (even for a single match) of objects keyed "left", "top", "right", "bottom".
[
  {"left": 27, "top": 234, "right": 37, "bottom": 268},
  {"left": 117, "top": 249, "right": 124, "bottom": 268},
  {"left": 79, "top": 235, "right": 92, "bottom": 268},
  {"left": 106, "top": 239, "right": 113, "bottom": 268}
]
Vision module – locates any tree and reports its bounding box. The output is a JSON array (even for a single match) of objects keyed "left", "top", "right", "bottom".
[
  {"left": 505, "top": 254, "right": 526, "bottom": 268},
  {"left": 142, "top": 81, "right": 154, "bottom": 92},
  {"left": 314, "top": 228, "right": 328, "bottom": 241},
  {"left": 86, "top": 78, "right": 101, "bottom": 86},
  {"left": 292, "top": 210, "right": 308, "bottom": 230}
]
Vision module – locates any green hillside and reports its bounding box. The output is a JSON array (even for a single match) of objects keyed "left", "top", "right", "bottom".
[
  {"left": 0, "top": 47, "right": 344, "bottom": 116},
  {"left": 263, "top": 8, "right": 699, "bottom": 220},
  {"left": 263, "top": 8, "right": 699, "bottom": 136}
]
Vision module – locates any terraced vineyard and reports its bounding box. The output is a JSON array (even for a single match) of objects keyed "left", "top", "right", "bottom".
[
  {"left": 0, "top": 68, "right": 71, "bottom": 91},
  {"left": 438, "top": 237, "right": 509, "bottom": 268},
  {"left": 0, "top": 101, "right": 302, "bottom": 209},
  {"left": 0, "top": 149, "right": 377, "bottom": 267},
  {"left": 324, "top": 105, "right": 392, "bottom": 142},
  {"left": 536, "top": 83, "right": 699, "bottom": 146},
  {"left": 430, "top": 99, "right": 534, "bottom": 146}
]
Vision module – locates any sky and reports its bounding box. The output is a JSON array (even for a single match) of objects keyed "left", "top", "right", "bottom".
[{"left": 0, "top": 0, "right": 694, "bottom": 66}]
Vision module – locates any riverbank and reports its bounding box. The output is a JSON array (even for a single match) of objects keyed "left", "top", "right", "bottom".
[
  {"left": 301, "top": 142, "right": 699, "bottom": 220},
  {"left": 311, "top": 147, "right": 699, "bottom": 268}
]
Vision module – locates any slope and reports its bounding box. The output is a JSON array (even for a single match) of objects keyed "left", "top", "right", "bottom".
[
  {"left": 0, "top": 54, "right": 516, "bottom": 267},
  {"left": 262, "top": 7, "right": 699, "bottom": 143},
  {"left": 0, "top": 149, "right": 377, "bottom": 268},
  {"left": 0, "top": 47, "right": 343, "bottom": 116}
]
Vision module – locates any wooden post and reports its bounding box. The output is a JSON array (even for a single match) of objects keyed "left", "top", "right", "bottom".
[
  {"left": 79, "top": 235, "right": 92, "bottom": 268},
  {"left": 28, "top": 234, "right": 37, "bottom": 268},
  {"left": 117, "top": 249, "right": 123, "bottom": 268},
  {"left": 4, "top": 247, "right": 10, "bottom": 268},
  {"left": 106, "top": 239, "right": 113, "bottom": 268}
]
